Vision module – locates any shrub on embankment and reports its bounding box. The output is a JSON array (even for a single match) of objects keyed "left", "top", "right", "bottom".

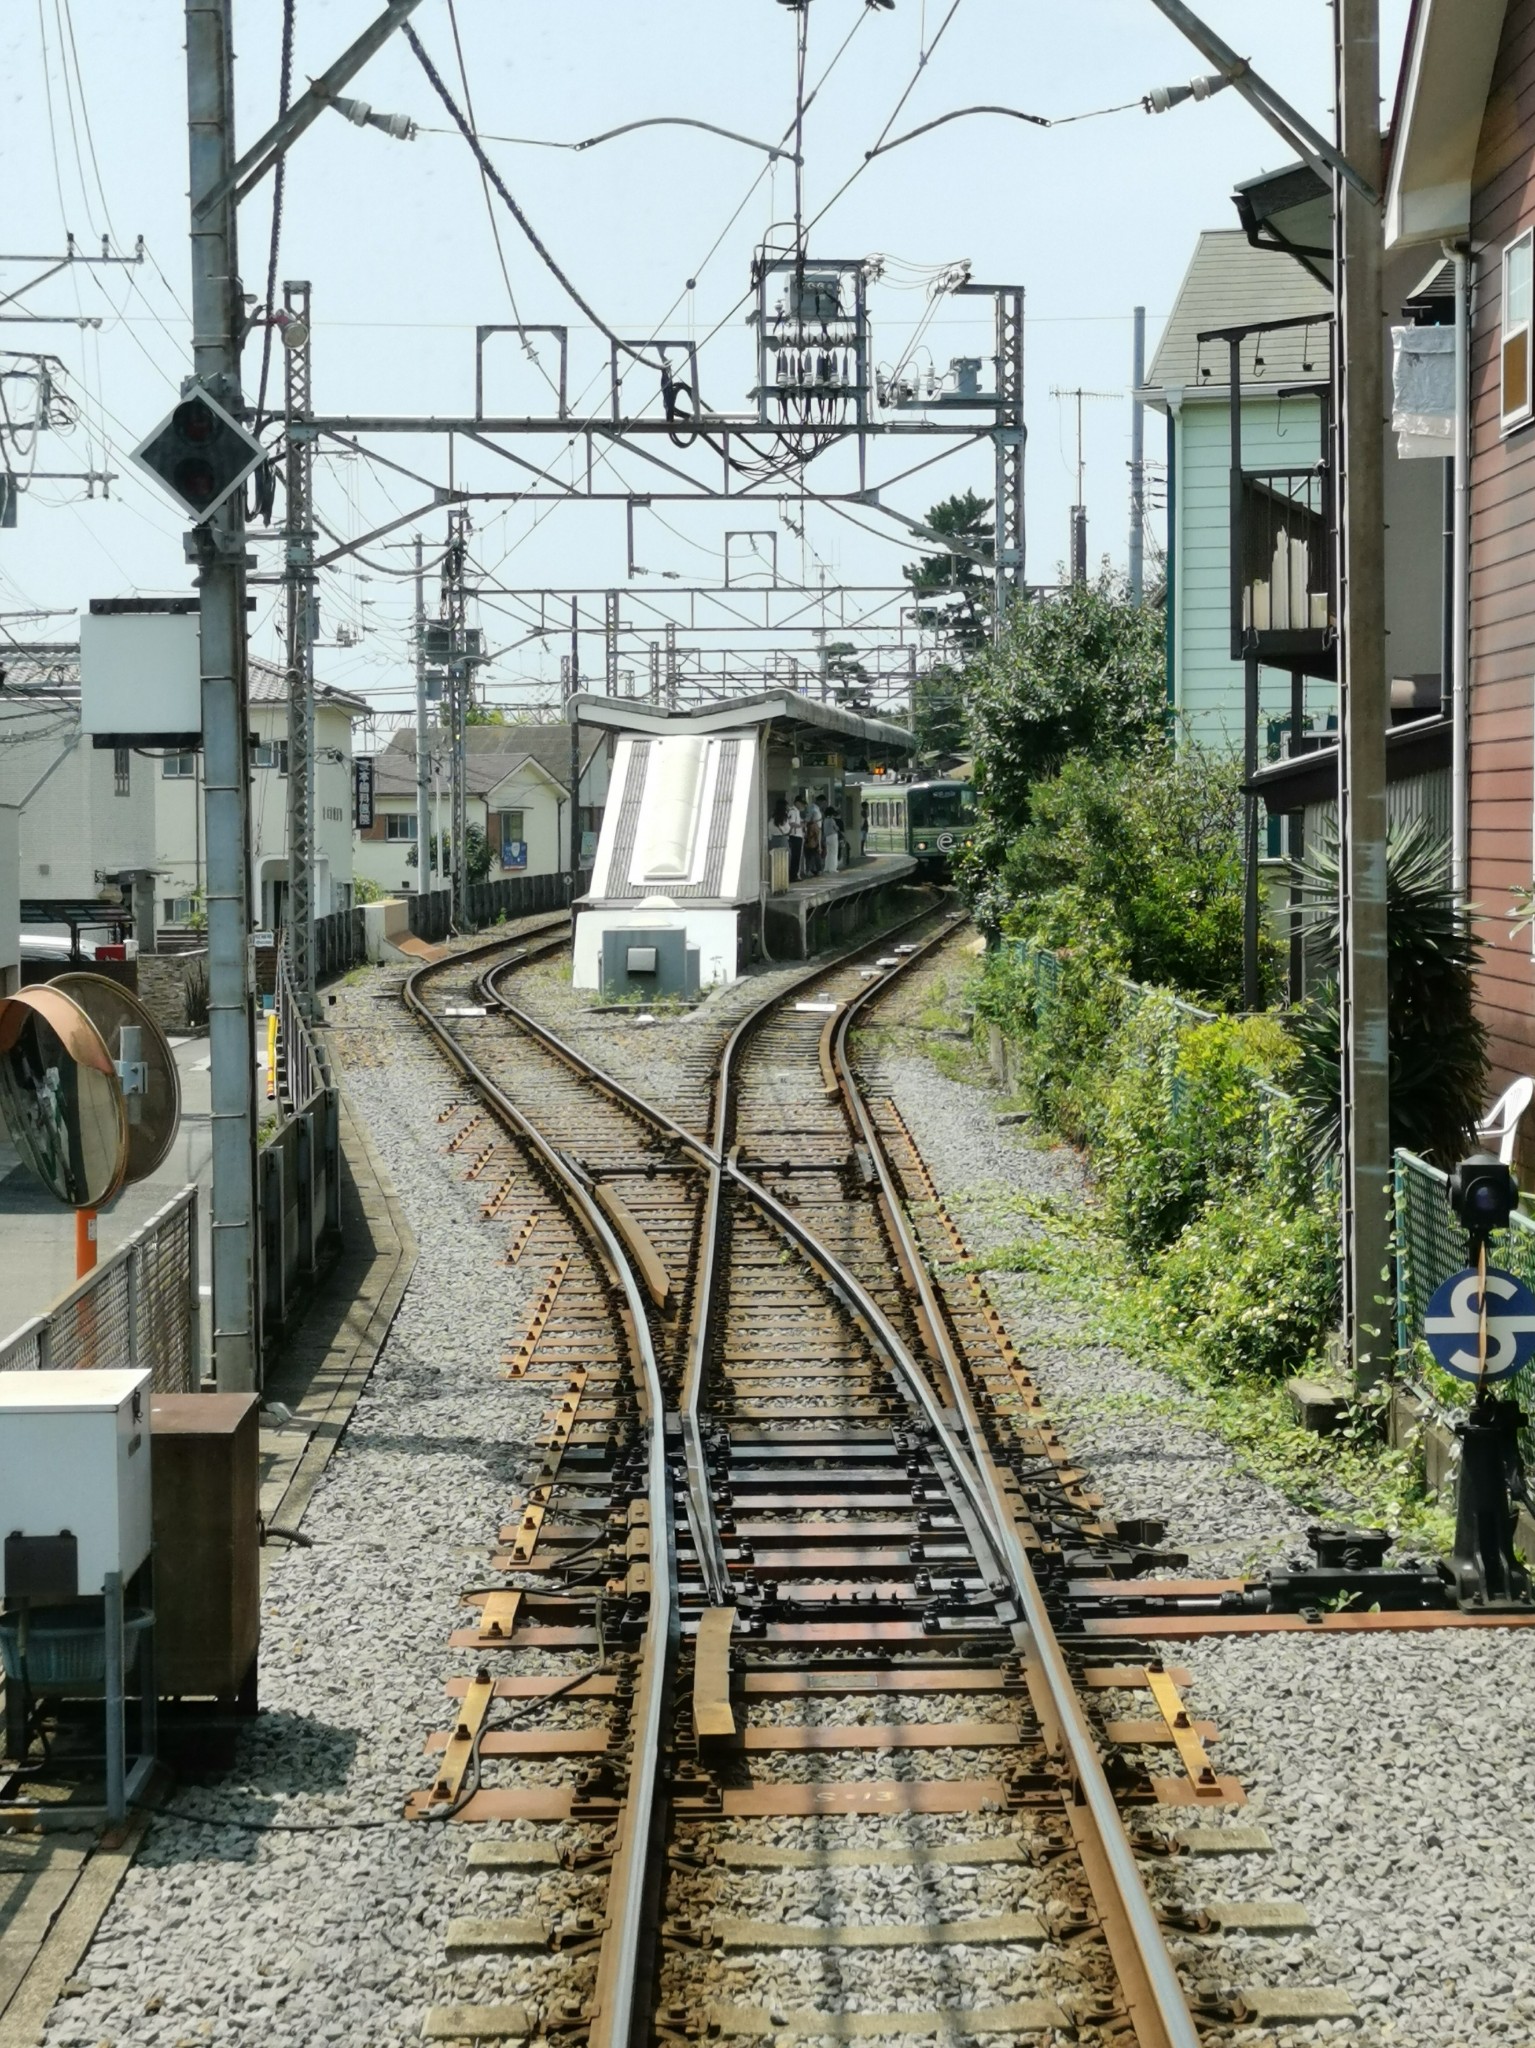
[{"left": 974, "top": 949, "right": 1338, "bottom": 1386}]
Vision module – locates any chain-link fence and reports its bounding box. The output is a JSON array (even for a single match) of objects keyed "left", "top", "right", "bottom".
[
  {"left": 1394, "top": 1148, "right": 1535, "bottom": 1447},
  {"left": 0, "top": 1186, "right": 200, "bottom": 1391}
]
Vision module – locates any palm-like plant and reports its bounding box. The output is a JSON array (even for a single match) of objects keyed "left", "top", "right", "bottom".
[{"left": 1290, "top": 816, "right": 1487, "bottom": 1169}]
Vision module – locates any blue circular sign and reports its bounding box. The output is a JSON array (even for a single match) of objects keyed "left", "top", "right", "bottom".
[{"left": 1423, "top": 1265, "right": 1535, "bottom": 1383}]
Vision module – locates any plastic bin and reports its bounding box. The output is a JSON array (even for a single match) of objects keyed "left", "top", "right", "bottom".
[{"left": 0, "top": 1605, "right": 153, "bottom": 1686}]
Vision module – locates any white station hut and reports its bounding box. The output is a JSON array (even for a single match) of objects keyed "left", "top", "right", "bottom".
[{"left": 568, "top": 690, "right": 918, "bottom": 995}]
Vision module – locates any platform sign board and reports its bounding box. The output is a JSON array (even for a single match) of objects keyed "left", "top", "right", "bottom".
[{"left": 1423, "top": 1265, "right": 1535, "bottom": 1383}]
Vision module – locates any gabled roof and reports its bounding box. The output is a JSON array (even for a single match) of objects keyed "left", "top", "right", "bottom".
[
  {"left": 1142, "top": 231, "right": 1331, "bottom": 401},
  {"left": 373, "top": 721, "right": 603, "bottom": 800},
  {"left": 1384, "top": 0, "right": 1507, "bottom": 247},
  {"left": 247, "top": 658, "right": 368, "bottom": 716}
]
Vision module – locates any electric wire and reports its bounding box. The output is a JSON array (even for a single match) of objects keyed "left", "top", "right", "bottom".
[
  {"left": 254, "top": 0, "right": 296, "bottom": 436},
  {"left": 445, "top": 0, "right": 561, "bottom": 402},
  {"left": 404, "top": 21, "right": 665, "bottom": 375}
]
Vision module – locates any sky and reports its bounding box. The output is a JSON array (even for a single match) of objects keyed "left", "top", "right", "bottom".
[{"left": 0, "top": 0, "right": 1411, "bottom": 731}]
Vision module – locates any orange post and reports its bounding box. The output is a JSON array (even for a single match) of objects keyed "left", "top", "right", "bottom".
[{"left": 75, "top": 1207, "right": 98, "bottom": 1279}]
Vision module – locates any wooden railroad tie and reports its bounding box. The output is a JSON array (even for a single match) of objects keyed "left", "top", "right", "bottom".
[
  {"left": 501, "top": 1256, "right": 571, "bottom": 1374},
  {"left": 503, "top": 1212, "right": 541, "bottom": 1264}
]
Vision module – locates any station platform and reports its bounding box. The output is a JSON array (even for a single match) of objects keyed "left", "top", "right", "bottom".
[{"left": 763, "top": 852, "right": 921, "bottom": 960}]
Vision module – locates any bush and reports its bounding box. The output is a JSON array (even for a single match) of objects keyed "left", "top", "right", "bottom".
[
  {"left": 994, "top": 741, "right": 1277, "bottom": 1008},
  {"left": 984, "top": 938, "right": 1337, "bottom": 1379},
  {"left": 1098, "top": 1002, "right": 1298, "bottom": 1265},
  {"left": 1145, "top": 1180, "right": 1339, "bottom": 1383},
  {"left": 958, "top": 572, "right": 1166, "bottom": 930},
  {"left": 1291, "top": 817, "right": 1488, "bottom": 1168}
]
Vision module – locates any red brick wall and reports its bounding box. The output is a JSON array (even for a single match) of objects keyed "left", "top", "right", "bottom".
[{"left": 1470, "top": 0, "right": 1535, "bottom": 1092}]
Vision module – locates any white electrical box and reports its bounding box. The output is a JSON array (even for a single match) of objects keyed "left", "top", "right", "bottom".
[
  {"left": 0, "top": 1370, "right": 153, "bottom": 1596},
  {"left": 79, "top": 601, "right": 201, "bottom": 745}
]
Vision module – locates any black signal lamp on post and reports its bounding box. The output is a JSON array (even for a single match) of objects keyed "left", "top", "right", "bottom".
[
  {"left": 1441, "top": 1151, "right": 1532, "bottom": 1609},
  {"left": 131, "top": 386, "right": 266, "bottom": 525}
]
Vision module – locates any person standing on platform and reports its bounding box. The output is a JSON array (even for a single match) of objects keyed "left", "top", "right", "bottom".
[
  {"left": 822, "top": 806, "right": 841, "bottom": 875},
  {"left": 785, "top": 794, "right": 804, "bottom": 882},
  {"left": 803, "top": 792, "right": 823, "bottom": 877},
  {"left": 860, "top": 801, "right": 870, "bottom": 859}
]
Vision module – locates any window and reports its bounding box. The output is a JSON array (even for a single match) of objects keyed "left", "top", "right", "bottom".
[
  {"left": 497, "top": 808, "right": 527, "bottom": 868},
  {"left": 1503, "top": 231, "right": 1533, "bottom": 428},
  {"left": 113, "top": 747, "right": 130, "bottom": 798},
  {"left": 386, "top": 813, "right": 418, "bottom": 840},
  {"left": 254, "top": 738, "right": 290, "bottom": 774},
  {"left": 162, "top": 895, "right": 197, "bottom": 923},
  {"left": 162, "top": 751, "right": 197, "bottom": 779}
]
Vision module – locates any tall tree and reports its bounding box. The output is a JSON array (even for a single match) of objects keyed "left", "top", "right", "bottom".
[{"left": 903, "top": 490, "right": 994, "bottom": 654}]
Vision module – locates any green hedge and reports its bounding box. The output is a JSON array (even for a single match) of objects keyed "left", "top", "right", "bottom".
[{"left": 978, "top": 944, "right": 1338, "bottom": 1383}]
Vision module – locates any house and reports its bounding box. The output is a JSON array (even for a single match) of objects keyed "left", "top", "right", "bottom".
[
  {"left": 1140, "top": 230, "right": 1334, "bottom": 752},
  {"left": 1385, "top": 0, "right": 1535, "bottom": 1102},
  {"left": 153, "top": 658, "right": 367, "bottom": 934},
  {"left": 1145, "top": 218, "right": 1449, "bottom": 762},
  {"left": 0, "top": 644, "right": 158, "bottom": 948},
  {"left": 354, "top": 723, "right": 611, "bottom": 896}
]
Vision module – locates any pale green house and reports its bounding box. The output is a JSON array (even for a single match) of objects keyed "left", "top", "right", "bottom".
[{"left": 1140, "top": 230, "right": 1335, "bottom": 754}]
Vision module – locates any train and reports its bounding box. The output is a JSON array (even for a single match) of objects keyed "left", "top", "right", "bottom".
[{"left": 860, "top": 778, "right": 978, "bottom": 875}]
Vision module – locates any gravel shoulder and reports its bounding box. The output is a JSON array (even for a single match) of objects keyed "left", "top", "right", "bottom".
[
  {"left": 865, "top": 936, "right": 1535, "bottom": 2048},
  {"left": 42, "top": 957, "right": 565, "bottom": 2048}
]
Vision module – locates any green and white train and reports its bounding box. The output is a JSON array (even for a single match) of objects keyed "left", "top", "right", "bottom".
[{"left": 861, "top": 779, "right": 978, "bottom": 876}]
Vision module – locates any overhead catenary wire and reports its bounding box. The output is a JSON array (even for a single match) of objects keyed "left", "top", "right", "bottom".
[
  {"left": 403, "top": 21, "right": 667, "bottom": 375},
  {"left": 253, "top": 0, "right": 296, "bottom": 435}
]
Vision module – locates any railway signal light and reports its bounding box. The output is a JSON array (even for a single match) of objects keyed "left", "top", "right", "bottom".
[
  {"left": 131, "top": 386, "right": 266, "bottom": 524},
  {"left": 1448, "top": 1152, "right": 1518, "bottom": 1249}
]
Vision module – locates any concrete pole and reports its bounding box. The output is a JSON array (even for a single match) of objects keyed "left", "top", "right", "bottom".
[
  {"left": 282, "top": 279, "right": 315, "bottom": 1012},
  {"left": 414, "top": 535, "right": 431, "bottom": 886},
  {"left": 1130, "top": 306, "right": 1146, "bottom": 604},
  {"left": 569, "top": 597, "right": 581, "bottom": 879},
  {"left": 185, "top": 0, "right": 259, "bottom": 1391},
  {"left": 1336, "top": 0, "right": 1392, "bottom": 1387}
]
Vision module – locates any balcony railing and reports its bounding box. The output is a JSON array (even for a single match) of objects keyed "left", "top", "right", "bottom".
[{"left": 1236, "top": 464, "right": 1335, "bottom": 672}]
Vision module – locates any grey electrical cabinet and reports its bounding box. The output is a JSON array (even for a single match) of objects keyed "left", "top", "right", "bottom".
[{"left": 600, "top": 926, "right": 700, "bottom": 1000}]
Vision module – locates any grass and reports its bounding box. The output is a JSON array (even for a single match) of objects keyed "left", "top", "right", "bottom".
[{"left": 933, "top": 1095, "right": 1456, "bottom": 1555}]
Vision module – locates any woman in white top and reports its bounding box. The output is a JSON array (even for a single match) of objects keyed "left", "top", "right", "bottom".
[{"left": 821, "top": 808, "right": 840, "bottom": 874}]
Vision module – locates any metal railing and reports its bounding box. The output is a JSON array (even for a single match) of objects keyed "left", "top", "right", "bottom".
[
  {"left": 0, "top": 1186, "right": 200, "bottom": 1391},
  {"left": 259, "top": 951, "right": 341, "bottom": 1346}
]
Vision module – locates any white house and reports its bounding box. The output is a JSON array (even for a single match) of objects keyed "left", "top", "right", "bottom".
[
  {"left": 354, "top": 723, "right": 610, "bottom": 895},
  {"left": 154, "top": 658, "right": 366, "bottom": 933},
  {"left": 0, "top": 646, "right": 158, "bottom": 942}
]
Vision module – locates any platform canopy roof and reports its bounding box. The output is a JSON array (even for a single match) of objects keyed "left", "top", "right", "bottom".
[{"left": 565, "top": 688, "right": 915, "bottom": 761}]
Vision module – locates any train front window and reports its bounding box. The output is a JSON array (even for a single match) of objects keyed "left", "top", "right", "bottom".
[{"left": 907, "top": 785, "right": 975, "bottom": 831}]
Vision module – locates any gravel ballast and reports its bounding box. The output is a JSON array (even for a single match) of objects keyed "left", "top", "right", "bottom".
[
  {"left": 866, "top": 939, "right": 1535, "bottom": 2048},
  {"left": 42, "top": 957, "right": 584, "bottom": 2048}
]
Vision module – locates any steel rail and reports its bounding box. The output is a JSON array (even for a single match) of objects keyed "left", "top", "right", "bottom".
[
  {"left": 401, "top": 931, "right": 674, "bottom": 2048},
  {"left": 476, "top": 907, "right": 964, "bottom": 1609},
  {"left": 456, "top": 908, "right": 1195, "bottom": 2047},
  {"left": 831, "top": 926, "right": 1204, "bottom": 2048}
]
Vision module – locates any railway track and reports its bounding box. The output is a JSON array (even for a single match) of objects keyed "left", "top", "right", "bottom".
[{"left": 399, "top": 913, "right": 1219, "bottom": 2048}]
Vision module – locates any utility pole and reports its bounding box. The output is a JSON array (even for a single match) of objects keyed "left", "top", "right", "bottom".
[
  {"left": 1336, "top": 0, "right": 1391, "bottom": 1386},
  {"left": 185, "top": 0, "right": 259, "bottom": 1392},
  {"left": 1129, "top": 306, "right": 1147, "bottom": 604},
  {"left": 443, "top": 509, "right": 470, "bottom": 925},
  {"left": 604, "top": 589, "right": 620, "bottom": 696},
  {"left": 282, "top": 278, "right": 316, "bottom": 1013},
  {"left": 414, "top": 533, "right": 431, "bottom": 887},
  {"left": 1050, "top": 385, "right": 1117, "bottom": 584},
  {"left": 569, "top": 598, "right": 582, "bottom": 878},
  {"left": 664, "top": 620, "right": 678, "bottom": 708}
]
